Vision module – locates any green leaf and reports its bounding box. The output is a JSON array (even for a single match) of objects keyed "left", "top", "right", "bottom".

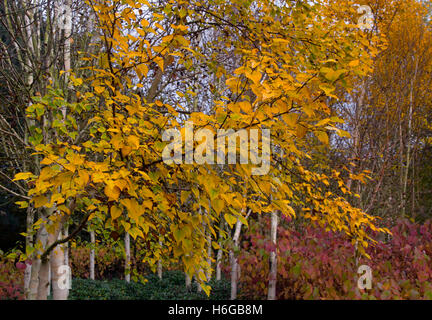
[{"left": 292, "top": 263, "right": 301, "bottom": 277}]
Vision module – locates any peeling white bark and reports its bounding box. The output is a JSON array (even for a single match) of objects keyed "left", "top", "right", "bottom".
[
  {"left": 51, "top": 231, "right": 68, "bottom": 300},
  {"left": 267, "top": 211, "right": 279, "bottom": 300},
  {"left": 90, "top": 230, "right": 95, "bottom": 280}
]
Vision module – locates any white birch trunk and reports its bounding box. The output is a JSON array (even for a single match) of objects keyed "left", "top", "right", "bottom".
[
  {"left": 64, "top": 224, "right": 69, "bottom": 266},
  {"left": 24, "top": 206, "right": 34, "bottom": 296},
  {"left": 157, "top": 259, "right": 163, "bottom": 279},
  {"left": 206, "top": 233, "right": 212, "bottom": 281},
  {"left": 157, "top": 239, "right": 163, "bottom": 279},
  {"left": 28, "top": 213, "right": 49, "bottom": 300},
  {"left": 205, "top": 202, "right": 212, "bottom": 281},
  {"left": 47, "top": 264, "right": 51, "bottom": 297},
  {"left": 36, "top": 259, "right": 50, "bottom": 300},
  {"left": 37, "top": 214, "right": 64, "bottom": 300},
  {"left": 197, "top": 276, "right": 203, "bottom": 293},
  {"left": 230, "top": 220, "right": 243, "bottom": 300},
  {"left": 125, "top": 232, "right": 131, "bottom": 283},
  {"left": 267, "top": 211, "right": 279, "bottom": 300},
  {"left": 62, "top": 0, "right": 72, "bottom": 118},
  {"left": 51, "top": 231, "right": 68, "bottom": 300},
  {"left": 21, "top": 1, "right": 36, "bottom": 297},
  {"left": 216, "top": 248, "right": 222, "bottom": 281},
  {"left": 185, "top": 273, "right": 192, "bottom": 290},
  {"left": 402, "top": 57, "right": 419, "bottom": 217},
  {"left": 90, "top": 230, "right": 95, "bottom": 280}
]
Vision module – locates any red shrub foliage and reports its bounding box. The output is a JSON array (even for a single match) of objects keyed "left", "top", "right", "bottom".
[
  {"left": 0, "top": 259, "right": 24, "bottom": 300},
  {"left": 69, "top": 241, "right": 152, "bottom": 280},
  {"left": 70, "top": 244, "right": 125, "bottom": 280},
  {"left": 237, "top": 218, "right": 432, "bottom": 300}
]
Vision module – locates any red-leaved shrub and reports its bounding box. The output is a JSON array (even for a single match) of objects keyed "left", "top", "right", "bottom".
[
  {"left": 0, "top": 259, "right": 24, "bottom": 300},
  {"left": 237, "top": 218, "right": 432, "bottom": 300},
  {"left": 70, "top": 245, "right": 125, "bottom": 279}
]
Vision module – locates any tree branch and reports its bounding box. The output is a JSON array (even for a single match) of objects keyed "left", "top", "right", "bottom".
[{"left": 40, "top": 209, "right": 95, "bottom": 263}]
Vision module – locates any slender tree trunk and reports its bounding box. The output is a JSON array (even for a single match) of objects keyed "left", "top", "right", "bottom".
[
  {"left": 205, "top": 203, "right": 212, "bottom": 282},
  {"left": 230, "top": 220, "right": 242, "bottom": 300},
  {"left": 185, "top": 273, "right": 192, "bottom": 290},
  {"left": 216, "top": 248, "right": 222, "bottom": 281},
  {"left": 216, "top": 216, "right": 224, "bottom": 281},
  {"left": 402, "top": 57, "right": 418, "bottom": 217},
  {"left": 206, "top": 232, "right": 212, "bottom": 281},
  {"left": 399, "top": 109, "right": 405, "bottom": 214},
  {"left": 229, "top": 249, "right": 238, "bottom": 300},
  {"left": 125, "top": 232, "right": 131, "bottom": 283},
  {"left": 64, "top": 224, "right": 69, "bottom": 266},
  {"left": 47, "top": 264, "right": 51, "bottom": 297},
  {"left": 24, "top": 206, "right": 34, "bottom": 296},
  {"left": 28, "top": 210, "right": 49, "bottom": 300},
  {"left": 21, "top": 0, "right": 37, "bottom": 297},
  {"left": 62, "top": 0, "right": 72, "bottom": 116},
  {"left": 63, "top": 225, "right": 70, "bottom": 298},
  {"left": 157, "top": 260, "right": 163, "bottom": 279},
  {"left": 157, "top": 240, "right": 163, "bottom": 279},
  {"left": 90, "top": 230, "right": 95, "bottom": 280},
  {"left": 196, "top": 202, "right": 209, "bottom": 293},
  {"left": 347, "top": 79, "right": 366, "bottom": 193},
  {"left": 268, "top": 211, "right": 279, "bottom": 300},
  {"left": 229, "top": 182, "right": 251, "bottom": 300},
  {"left": 197, "top": 275, "right": 203, "bottom": 293}
]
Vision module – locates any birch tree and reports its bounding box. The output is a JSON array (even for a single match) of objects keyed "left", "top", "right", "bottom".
[{"left": 14, "top": 0, "right": 389, "bottom": 299}]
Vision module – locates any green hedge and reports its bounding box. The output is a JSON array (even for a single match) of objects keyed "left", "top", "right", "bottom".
[{"left": 68, "top": 270, "right": 231, "bottom": 300}]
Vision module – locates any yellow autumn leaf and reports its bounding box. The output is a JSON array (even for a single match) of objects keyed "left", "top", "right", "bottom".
[
  {"left": 239, "top": 101, "right": 252, "bottom": 113},
  {"left": 248, "top": 70, "right": 262, "bottom": 85},
  {"left": 40, "top": 157, "right": 54, "bottom": 165},
  {"left": 127, "top": 135, "right": 140, "bottom": 150},
  {"left": 128, "top": 227, "right": 144, "bottom": 240},
  {"left": 77, "top": 171, "right": 90, "bottom": 187},
  {"left": 111, "top": 134, "right": 123, "bottom": 150},
  {"left": 140, "top": 19, "right": 149, "bottom": 28},
  {"left": 319, "top": 83, "right": 335, "bottom": 96},
  {"left": 15, "top": 201, "right": 29, "bottom": 209},
  {"left": 94, "top": 86, "right": 105, "bottom": 94},
  {"left": 198, "top": 270, "right": 207, "bottom": 282},
  {"left": 224, "top": 213, "right": 237, "bottom": 227},
  {"left": 33, "top": 196, "right": 48, "bottom": 208},
  {"left": 154, "top": 56, "right": 164, "bottom": 72},
  {"left": 282, "top": 113, "right": 298, "bottom": 127},
  {"left": 104, "top": 184, "right": 121, "bottom": 201},
  {"left": 316, "top": 131, "right": 329, "bottom": 145},
  {"left": 142, "top": 200, "right": 153, "bottom": 210},
  {"left": 13, "top": 172, "right": 34, "bottom": 181},
  {"left": 111, "top": 206, "right": 123, "bottom": 220},
  {"left": 212, "top": 198, "right": 224, "bottom": 215},
  {"left": 121, "top": 198, "right": 143, "bottom": 222},
  {"left": 137, "top": 64, "right": 149, "bottom": 78},
  {"left": 349, "top": 60, "right": 360, "bottom": 67},
  {"left": 296, "top": 124, "right": 308, "bottom": 139},
  {"left": 121, "top": 146, "right": 132, "bottom": 157}
]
